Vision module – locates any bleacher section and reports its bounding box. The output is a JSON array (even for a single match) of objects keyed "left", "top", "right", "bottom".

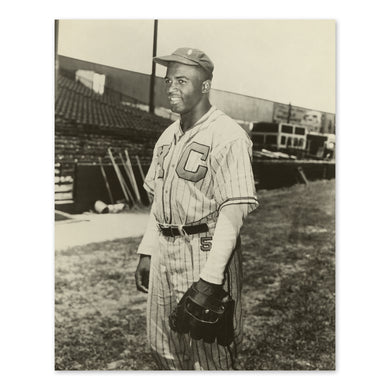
[
  {"left": 55, "top": 74, "right": 173, "bottom": 212},
  {"left": 55, "top": 128, "right": 157, "bottom": 166},
  {"left": 55, "top": 74, "right": 172, "bottom": 165}
]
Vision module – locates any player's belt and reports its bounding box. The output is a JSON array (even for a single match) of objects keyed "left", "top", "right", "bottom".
[{"left": 158, "top": 223, "right": 209, "bottom": 237}]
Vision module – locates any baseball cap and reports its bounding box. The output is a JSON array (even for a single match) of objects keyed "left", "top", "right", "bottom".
[{"left": 154, "top": 47, "right": 214, "bottom": 77}]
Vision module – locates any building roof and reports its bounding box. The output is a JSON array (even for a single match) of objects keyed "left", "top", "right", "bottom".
[{"left": 55, "top": 74, "right": 172, "bottom": 132}]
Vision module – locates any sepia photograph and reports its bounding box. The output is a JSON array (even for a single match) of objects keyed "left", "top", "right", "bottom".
[{"left": 54, "top": 19, "right": 336, "bottom": 371}]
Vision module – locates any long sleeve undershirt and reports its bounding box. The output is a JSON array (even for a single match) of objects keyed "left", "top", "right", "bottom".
[{"left": 199, "top": 203, "right": 249, "bottom": 284}]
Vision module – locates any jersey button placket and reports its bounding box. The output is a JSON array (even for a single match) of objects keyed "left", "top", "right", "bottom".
[
  {"left": 164, "top": 171, "right": 172, "bottom": 224},
  {"left": 164, "top": 186, "right": 169, "bottom": 223},
  {"left": 164, "top": 139, "right": 183, "bottom": 225},
  {"left": 161, "top": 141, "right": 175, "bottom": 225},
  {"left": 164, "top": 193, "right": 169, "bottom": 221}
]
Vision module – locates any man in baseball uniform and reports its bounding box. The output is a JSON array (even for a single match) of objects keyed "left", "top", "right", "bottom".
[{"left": 135, "top": 47, "right": 259, "bottom": 370}]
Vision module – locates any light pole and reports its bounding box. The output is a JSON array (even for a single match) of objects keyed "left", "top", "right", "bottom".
[
  {"left": 149, "top": 20, "right": 158, "bottom": 114},
  {"left": 287, "top": 102, "right": 292, "bottom": 123},
  {"left": 55, "top": 20, "right": 59, "bottom": 100}
]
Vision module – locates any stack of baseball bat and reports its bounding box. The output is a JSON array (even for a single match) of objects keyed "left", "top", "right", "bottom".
[{"left": 98, "top": 147, "right": 151, "bottom": 208}]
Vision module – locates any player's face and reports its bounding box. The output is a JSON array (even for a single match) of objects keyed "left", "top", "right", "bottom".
[{"left": 164, "top": 63, "right": 206, "bottom": 114}]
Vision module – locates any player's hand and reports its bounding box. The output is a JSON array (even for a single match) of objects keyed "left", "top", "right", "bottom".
[{"left": 135, "top": 255, "right": 151, "bottom": 293}]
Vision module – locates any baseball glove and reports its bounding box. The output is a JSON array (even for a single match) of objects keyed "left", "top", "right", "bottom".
[{"left": 168, "top": 279, "right": 235, "bottom": 346}]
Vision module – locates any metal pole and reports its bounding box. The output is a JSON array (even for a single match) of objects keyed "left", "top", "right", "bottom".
[
  {"left": 149, "top": 19, "right": 158, "bottom": 114},
  {"left": 287, "top": 102, "right": 292, "bottom": 124},
  {"left": 55, "top": 20, "right": 59, "bottom": 100}
]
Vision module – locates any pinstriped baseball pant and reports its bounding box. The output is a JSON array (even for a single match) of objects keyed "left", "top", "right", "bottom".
[{"left": 146, "top": 232, "right": 243, "bottom": 370}]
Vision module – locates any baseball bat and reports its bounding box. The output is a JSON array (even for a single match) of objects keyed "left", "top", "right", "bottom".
[
  {"left": 124, "top": 149, "right": 142, "bottom": 203},
  {"left": 98, "top": 157, "right": 114, "bottom": 204},
  {"left": 135, "top": 155, "right": 153, "bottom": 205},
  {"left": 113, "top": 150, "right": 138, "bottom": 206},
  {"left": 135, "top": 155, "right": 146, "bottom": 181},
  {"left": 107, "top": 147, "right": 134, "bottom": 205},
  {"left": 118, "top": 152, "right": 140, "bottom": 205},
  {"left": 114, "top": 149, "right": 137, "bottom": 206}
]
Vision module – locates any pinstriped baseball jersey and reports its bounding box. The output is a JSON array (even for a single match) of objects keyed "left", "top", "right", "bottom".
[
  {"left": 144, "top": 106, "right": 259, "bottom": 226},
  {"left": 141, "top": 105, "right": 258, "bottom": 370}
]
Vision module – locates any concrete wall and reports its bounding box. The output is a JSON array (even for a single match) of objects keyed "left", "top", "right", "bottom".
[
  {"left": 59, "top": 55, "right": 151, "bottom": 104},
  {"left": 209, "top": 89, "right": 274, "bottom": 123},
  {"left": 154, "top": 77, "right": 170, "bottom": 108},
  {"left": 58, "top": 55, "right": 335, "bottom": 133}
]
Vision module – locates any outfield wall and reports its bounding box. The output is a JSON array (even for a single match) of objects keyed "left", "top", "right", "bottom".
[{"left": 55, "top": 160, "right": 335, "bottom": 214}]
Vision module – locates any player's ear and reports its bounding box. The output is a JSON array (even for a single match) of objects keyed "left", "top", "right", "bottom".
[{"left": 202, "top": 80, "right": 211, "bottom": 94}]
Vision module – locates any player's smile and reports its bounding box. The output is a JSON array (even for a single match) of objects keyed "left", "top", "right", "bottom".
[
  {"left": 168, "top": 95, "right": 182, "bottom": 105},
  {"left": 168, "top": 95, "right": 184, "bottom": 113}
]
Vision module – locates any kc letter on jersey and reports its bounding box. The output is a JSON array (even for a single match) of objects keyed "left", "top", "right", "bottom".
[{"left": 176, "top": 142, "right": 210, "bottom": 182}]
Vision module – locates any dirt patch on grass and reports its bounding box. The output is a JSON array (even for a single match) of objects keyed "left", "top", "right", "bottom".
[{"left": 55, "top": 179, "right": 335, "bottom": 370}]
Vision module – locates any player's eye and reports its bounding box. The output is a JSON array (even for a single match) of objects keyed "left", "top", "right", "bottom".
[
  {"left": 164, "top": 79, "right": 172, "bottom": 85},
  {"left": 178, "top": 79, "right": 186, "bottom": 85}
]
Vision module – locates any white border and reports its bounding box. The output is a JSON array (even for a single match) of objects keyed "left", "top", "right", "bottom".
[{"left": 3, "top": 1, "right": 390, "bottom": 388}]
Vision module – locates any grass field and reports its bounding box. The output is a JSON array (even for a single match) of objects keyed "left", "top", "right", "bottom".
[{"left": 55, "top": 179, "right": 335, "bottom": 370}]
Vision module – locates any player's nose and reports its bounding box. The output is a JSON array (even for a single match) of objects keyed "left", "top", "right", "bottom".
[{"left": 167, "top": 81, "right": 179, "bottom": 94}]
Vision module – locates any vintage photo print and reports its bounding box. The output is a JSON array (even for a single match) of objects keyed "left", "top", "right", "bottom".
[{"left": 55, "top": 19, "right": 335, "bottom": 371}]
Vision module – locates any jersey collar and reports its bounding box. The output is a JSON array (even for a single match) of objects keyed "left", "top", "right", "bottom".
[{"left": 174, "top": 106, "right": 217, "bottom": 142}]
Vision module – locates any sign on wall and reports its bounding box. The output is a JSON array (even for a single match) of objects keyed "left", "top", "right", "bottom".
[{"left": 273, "top": 103, "right": 325, "bottom": 133}]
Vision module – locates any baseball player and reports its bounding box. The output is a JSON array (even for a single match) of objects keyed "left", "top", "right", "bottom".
[{"left": 135, "top": 47, "right": 259, "bottom": 370}]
